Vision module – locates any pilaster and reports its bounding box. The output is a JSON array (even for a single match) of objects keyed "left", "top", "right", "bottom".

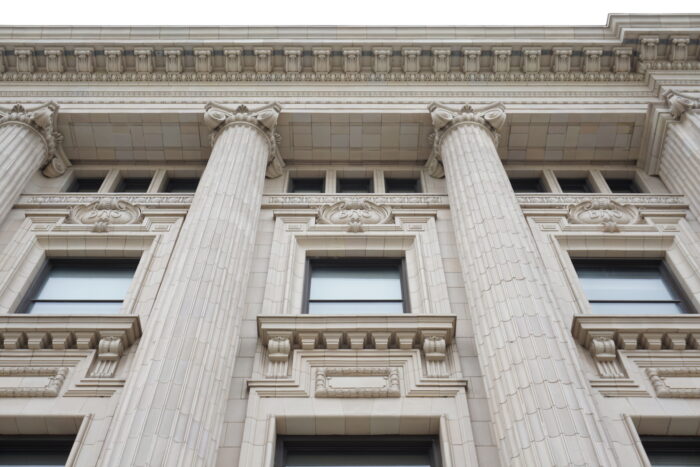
[
  {"left": 99, "top": 103, "right": 282, "bottom": 466},
  {"left": 428, "top": 102, "right": 617, "bottom": 466}
]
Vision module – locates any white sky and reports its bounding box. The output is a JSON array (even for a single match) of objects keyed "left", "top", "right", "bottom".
[{"left": 2, "top": 0, "right": 698, "bottom": 26}]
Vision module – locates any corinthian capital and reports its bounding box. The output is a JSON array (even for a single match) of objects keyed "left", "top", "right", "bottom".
[
  {"left": 426, "top": 102, "right": 507, "bottom": 178},
  {"left": 664, "top": 90, "right": 700, "bottom": 120},
  {"left": 203, "top": 102, "right": 285, "bottom": 178},
  {"left": 0, "top": 102, "right": 70, "bottom": 177}
]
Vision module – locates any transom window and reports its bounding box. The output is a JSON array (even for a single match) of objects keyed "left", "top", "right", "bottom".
[
  {"left": 573, "top": 260, "right": 691, "bottom": 315},
  {"left": 337, "top": 178, "right": 373, "bottom": 194},
  {"left": 68, "top": 177, "right": 103, "bottom": 193},
  {"left": 275, "top": 436, "right": 441, "bottom": 467},
  {"left": 385, "top": 178, "right": 421, "bottom": 193},
  {"left": 164, "top": 177, "right": 200, "bottom": 193},
  {"left": 115, "top": 177, "right": 152, "bottom": 193},
  {"left": 642, "top": 436, "right": 700, "bottom": 466},
  {"left": 22, "top": 259, "right": 139, "bottom": 314},
  {"left": 509, "top": 177, "right": 546, "bottom": 193},
  {"left": 606, "top": 178, "right": 641, "bottom": 193},
  {"left": 289, "top": 177, "right": 325, "bottom": 194},
  {"left": 558, "top": 177, "right": 593, "bottom": 193},
  {"left": 305, "top": 259, "right": 407, "bottom": 315}
]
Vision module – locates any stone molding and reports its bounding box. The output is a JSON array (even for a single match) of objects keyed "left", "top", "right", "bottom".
[
  {"left": 426, "top": 102, "right": 507, "bottom": 177},
  {"left": 203, "top": 102, "right": 284, "bottom": 178},
  {"left": 647, "top": 368, "right": 700, "bottom": 398},
  {"left": 0, "top": 102, "right": 70, "bottom": 177},
  {"left": 0, "top": 367, "right": 68, "bottom": 397},
  {"left": 664, "top": 90, "right": 700, "bottom": 120},
  {"left": 314, "top": 367, "right": 401, "bottom": 398}
]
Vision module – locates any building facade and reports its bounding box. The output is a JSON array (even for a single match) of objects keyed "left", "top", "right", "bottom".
[{"left": 0, "top": 15, "right": 699, "bottom": 466}]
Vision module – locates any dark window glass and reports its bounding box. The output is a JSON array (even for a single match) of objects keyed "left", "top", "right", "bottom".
[
  {"left": 306, "top": 260, "right": 406, "bottom": 315},
  {"left": 276, "top": 436, "right": 440, "bottom": 467},
  {"left": 510, "top": 178, "right": 546, "bottom": 193},
  {"left": 573, "top": 260, "right": 690, "bottom": 315},
  {"left": 115, "top": 178, "right": 151, "bottom": 193},
  {"left": 642, "top": 436, "right": 700, "bottom": 466},
  {"left": 289, "top": 177, "right": 325, "bottom": 194},
  {"left": 607, "top": 178, "right": 641, "bottom": 193},
  {"left": 558, "top": 178, "right": 593, "bottom": 193},
  {"left": 0, "top": 435, "right": 74, "bottom": 466},
  {"left": 68, "top": 178, "right": 103, "bottom": 193},
  {"left": 337, "top": 178, "right": 372, "bottom": 194},
  {"left": 385, "top": 178, "right": 421, "bottom": 193},
  {"left": 164, "top": 178, "right": 200, "bottom": 193},
  {"left": 23, "top": 259, "right": 138, "bottom": 314}
]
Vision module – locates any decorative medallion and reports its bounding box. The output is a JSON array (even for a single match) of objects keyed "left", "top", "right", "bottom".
[
  {"left": 69, "top": 198, "right": 142, "bottom": 232},
  {"left": 567, "top": 199, "right": 641, "bottom": 232},
  {"left": 317, "top": 199, "right": 392, "bottom": 232}
]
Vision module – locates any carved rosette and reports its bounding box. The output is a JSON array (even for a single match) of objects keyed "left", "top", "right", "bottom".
[
  {"left": 203, "top": 102, "right": 284, "bottom": 178},
  {"left": 317, "top": 199, "right": 392, "bottom": 232},
  {"left": 426, "top": 102, "right": 507, "bottom": 178},
  {"left": 0, "top": 102, "right": 70, "bottom": 177},
  {"left": 69, "top": 198, "right": 142, "bottom": 232},
  {"left": 664, "top": 90, "right": 700, "bottom": 120},
  {"left": 567, "top": 198, "right": 641, "bottom": 232}
]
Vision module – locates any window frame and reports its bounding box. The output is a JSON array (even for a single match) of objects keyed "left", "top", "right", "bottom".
[
  {"left": 274, "top": 435, "right": 442, "bottom": 467},
  {"left": 18, "top": 258, "right": 141, "bottom": 315},
  {"left": 302, "top": 258, "right": 410, "bottom": 315},
  {"left": 571, "top": 259, "right": 694, "bottom": 315}
]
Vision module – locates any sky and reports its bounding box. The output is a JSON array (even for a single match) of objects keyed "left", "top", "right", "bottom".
[{"left": 2, "top": 0, "right": 698, "bottom": 26}]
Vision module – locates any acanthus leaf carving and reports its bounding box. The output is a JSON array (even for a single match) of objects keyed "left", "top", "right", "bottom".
[
  {"left": 69, "top": 198, "right": 143, "bottom": 232},
  {"left": 317, "top": 199, "right": 392, "bottom": 232},
  {"left": 567, "top": 198, "right": 641, "bottom": 232}
]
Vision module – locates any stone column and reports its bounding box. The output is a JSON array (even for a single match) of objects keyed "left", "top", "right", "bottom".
[
  {"left": 0, "top": 102, "right": 69, "bottom": 223},
  {"left": 428, "top": 103, "right": 616, "bottom": 466},
  {"left": 100, "top": 103, "right": 283, "bottom": 466},
  {"left": 659, "top": 92, "right": 700, "bottom": 217}
]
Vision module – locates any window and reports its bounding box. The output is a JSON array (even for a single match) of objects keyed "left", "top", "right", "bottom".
[
  {"left": 164, "top": 177, "right": 200, "bottom": 193},
  {"left": 115, "top": 177, "right": 152, "bottom": 193},
  {"left": 288, "top": 177, "right": 325, "bottom": 194},
  {"left": 0, "top": 435, "right": 74, "bottom": 466},
  {"left": 573, "top": 260, "right": 691, "bottom": 315},
  {"left": 642, "top": 436, "right": 700, "bottom": 466},
  {"left": 337, "top": 178, "right": 373, "bottom": 194},
  {"left": 305, "top": 259, "right": 407, "bottom": 315},
  {"left": 509, "top": 177, "right": 546, "bottom": 193},
  {"left": 385, "top": 177, "right": 421, "bottom": 193},
  {"left": 275, "top": 436, "right": 441, "bottom": 467},
  {"left": 606, "top": 178, "right": 641, "bottom": 193},
  {"left": 22, "top": 259, "right": 139, "bottom": 314},
  {"left": 558, "top": 177, "right": 593, "bottom": 193},
  {"left": 67, "top": 177, "right": 103, "bottom": 193}
]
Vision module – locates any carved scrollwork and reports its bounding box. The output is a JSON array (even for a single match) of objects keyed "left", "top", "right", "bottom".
[
  {"left": 69, "top": 198, "right": 142, "bottom": 232},
  {"left": 664, "top": 90, "right": 700, "bottom": 120},
  {"left": 567, "top": 198, "right": 641, "bottom": 232},
  {"left": 317, "top": 199, "right": 392, "bottom": 232}
]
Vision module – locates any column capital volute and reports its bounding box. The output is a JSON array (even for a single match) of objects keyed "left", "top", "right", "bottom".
[
  {"left": 664, "top": 90, "right": 700, "bottom": 120},
  {"left": 203, "top": 102, "right": 285, "bottom": 178},
  {"left": 426, "top": 102, "right": 507, "bottom": 178},
  {"left": 0, "top": 101, "right": 71, "bottom": 177}
]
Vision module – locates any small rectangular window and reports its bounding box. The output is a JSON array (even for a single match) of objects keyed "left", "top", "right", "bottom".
[
  {"left": 641, "top": 436, "right": 700, "bottom": 466},
  {"left": 558, "top": 178, "right": 593, "bottom": 193},
  {"left": 275, "top": 436, "right": 441, "bottom": 467},
  {"left": 22, "top": 259, "right": 139, "bottom": 314},
  {"left": 164, "top": 178, "right": 200, "bottom": 193},
  {"left": 115, "top": 177, "right": 152, "bottom": 193},
  {"left": 385, "top": 178, "right": 421, "bottom": 193},
  {"left": 606, "top": 178, "right": 641, "bottom": 193},
  {"left": 0, "top": 435, "right": 75, "bottom": 466},
  {"left": 68, "top": 178, "right": 103, "bottom": 193},
  {"left": 510, "top": 177, "right": 546, "bottom": 193},
  {"left": 337, "top": 178, "right": 373, "bottom": 194},
  {"left": 305, "top": 259, "right": 407, "bottom": 315},
  {"left": 573, "top": 260, "right": 691, "bottom": 315},
  {"left": 288, "top": 177, "right": 325, "bottom": 194}
]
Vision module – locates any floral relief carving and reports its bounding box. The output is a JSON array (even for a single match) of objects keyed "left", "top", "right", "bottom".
[
  {"left": 317, "top": 199, "right": 392, "bottom": 232},
  {"left": 69, "top": 198, "right": 143, "bottom": 232},
  {"left": 567, "top": 198, "right": 641, "bottom": 232}
]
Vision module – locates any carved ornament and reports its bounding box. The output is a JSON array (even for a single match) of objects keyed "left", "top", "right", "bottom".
[
  {"left": 69, "top": 198, "right": 143, "bottom": 232},
  {"left": 664, "top": 90, "right": 700, "bottom": 120},
  {"left": 426, "top": 101, "right": 507, "bottom": 178},
  {"left": 315, "top": 367, "right": 400, "bottom": 398},
  {"left": 203, "top": 102, "right": 284, "bottom": 178},
  {"left": 567, "top": 198, "right": 641, "bottom": 232},
  {"left": 317, "top": 199, "right": 392, "bottom": 232},
  {"left": 0, "top": 102, "right": 70, "bottom": 177}
]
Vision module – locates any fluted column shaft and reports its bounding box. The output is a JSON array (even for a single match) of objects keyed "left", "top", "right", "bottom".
[
  {"left": 659, "top": 109, "right": 700, "bottom": 218},
  {"left": 431, "top": 103, "right": 616, "bottom": 466},
  {"left": 100, "top": 104, "right": 281, "bottom": 466},
  {"left": 0, "top": 102, "right": 66, "bottom": 223}
]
